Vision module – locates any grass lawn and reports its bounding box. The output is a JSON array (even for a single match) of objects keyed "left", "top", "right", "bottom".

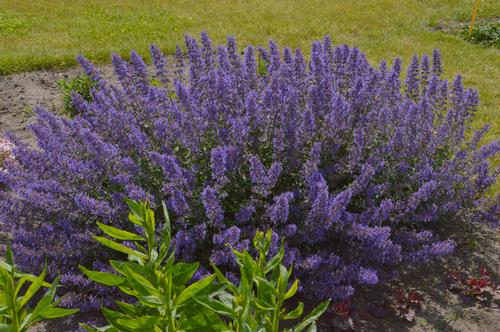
[{"left": 1, "top": 1, "right": 499, "bottom": 178}]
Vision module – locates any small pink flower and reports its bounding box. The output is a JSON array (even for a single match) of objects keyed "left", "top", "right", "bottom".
[{"left": 0, "top": 138, "right": 15, "bottom": 172}]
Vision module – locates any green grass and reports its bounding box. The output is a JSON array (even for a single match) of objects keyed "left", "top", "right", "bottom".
[{"left": 0, "top": 0, "right": 499, "bottom": 189}]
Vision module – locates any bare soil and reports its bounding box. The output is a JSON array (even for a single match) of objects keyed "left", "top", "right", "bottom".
[{"left": 0, "top": 67, "right": 498, "bottom": 332}]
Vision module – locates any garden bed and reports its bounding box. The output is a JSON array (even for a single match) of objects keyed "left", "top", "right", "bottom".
[{"left": 1, "top": 63, "right": 498, "bottom": 332}]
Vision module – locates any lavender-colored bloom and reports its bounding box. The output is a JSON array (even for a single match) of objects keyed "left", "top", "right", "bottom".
[
  {"left": 201, "top": 186, "right": 224, "bottom": 225},
  {"left": 1, "top": 33, "right": 497, "bottom": 309},
  {"left": 358, "top": 268, "right": 379, "bottom": 285},
  {"left": 235, "top": 205, "right": 256, "bottom": 224},
  {"left": 267, "top": 192, "right": 294, "bottom": 224}
]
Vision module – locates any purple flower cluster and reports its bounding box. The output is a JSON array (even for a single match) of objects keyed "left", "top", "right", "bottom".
[{"left": 1, "top": 33, "right": 498, "bottom": 310}]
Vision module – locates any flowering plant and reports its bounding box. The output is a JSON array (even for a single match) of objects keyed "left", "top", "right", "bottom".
[
  {"left": 81, "top": 200, "right": 329, "bottom": 332},
  {"left": 1, "top": 33, "right": 498, "bottom": 310}
]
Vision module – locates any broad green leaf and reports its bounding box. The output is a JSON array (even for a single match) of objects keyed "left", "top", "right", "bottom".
[
  {"left": 39, "top": 307, "right": 79, "bottom": 319},
  {"left": 79, "top": 266, "right": 125, "bottom": 286},
  {"left": 0, "top": 305, "right": 8, "bottom": 315},
  {"left": 13, "top": 274, "right": 31, "bottom": 299},
  {"left": 0, "top": 268, "right": 13, "bottom": 295},
  {"left": 96, "top": 222, "right": 145, "bottom": 242},
  {"left": 115, "top": 301, "right": 137, "bottom": 315},
  {"left": 121, "top": 266, "right": 160, "bottom": 298},
  {"left": 235, "top": 250, "right": 256, "bottom": 286},
  {"left": 284, "top": 279, "right": 299, "bottom": 300},
  {"left": 18, "top": 264, "right": 47, "bottom": 308},
  {"left": 145, "top": 207, "right": 156, "bottom": 237},
  {"left": 253, "top": 298, "right": 274, "bottom": 311},
  {"left": 179, "top": 303, "right": 228, "bottom": 332},
  {"left": 161, "top": 201, "right": 171, "bottom": 242},
  {"left": 255, "top": 276, "right": 275, "bottom": 295},
  {"left": 265, "top": 246, "right": 284, "bottom": 274},
  {"left": 128, "top": 213, "right": 143, "bottom": 226},
  {"left": 0, "top": 261, "right": 50, "bottom": 287},
  {"left": 125, "top": 199, "right": 143, "bottom": 219},
  {"left": 138, "top": 295, "right": 164, "bottom": 307},
  {"left": 291, "top": 300, "right": 330, "bottom": 332},
  {"left": 176, "top": 274, "right": 216, "bottom": 306},
  {"left": 277, "top": 265, "right": 289, "bottom": 295},
  {"left": 22, "top": 278, "right": 62, "bottom": 329},
  {"left": 101, "top": 307, "right": 130, "bottom": 328},
  {"left": 305, "top": 323, "right": 317, "bottom": 332},
  {"left": 79, "top": 323, "right": 119, "bottom": 332},
  {"left": 92, "top": 236, "right": 147, "bottom": 260},
  {"left": 282, "top": 302, "right": 304, "bottom": 320},
  {"left": 116, "top": 316, "right": 159, "bottom": 330},
  {"left": 110, "top": 261, "right": 149, "bottom": 278},
  {"left": 5, "top": 244, "right": 14, "bottom": 272},
  {"left": 172, "top": 262, "right": 199, "bottom": 286},
  {"left": 194, "top": 296, "right": 235, "bottom": 317},
  {"left": 210, "top": 264, "right": 236, "bottom": 292}
]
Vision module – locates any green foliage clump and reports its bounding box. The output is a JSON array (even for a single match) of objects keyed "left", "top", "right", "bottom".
[
  {"left": 197, "top": 230, "right": 330, "bottom": 332},
  {"left": 463, "top": 21, "right": 500, "bottom": 48},
  {"left": 58, "top": 73, "right": 96, "bottom": 117},
  {"left": 80, "top": 199, "right": 329, "bottom": 332},
  {"left": 0, "top": 245, "right": 78, "bottom": 332}
]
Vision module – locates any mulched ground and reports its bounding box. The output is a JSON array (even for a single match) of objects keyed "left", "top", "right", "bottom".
[{"left": 1, "top": 67, "right": 498, "bottom": 332}]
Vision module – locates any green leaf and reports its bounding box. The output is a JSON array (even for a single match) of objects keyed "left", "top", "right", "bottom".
[
  {"left": 125, "top": 198, "right": 143, "bottom": 219},
  {"left": 115, "top": 301, "right": 138, "bottom": 316},
  {"left": 116, "top": 316, "right": 159, "bottom": 330},
  {"left": 284, "top": 279, "right": 299, "bottom": 300},
  {"left": 179, "top": 303, "right": 228, "bottom": 332},
  {"left": 0, "top": 305, "right": 9, "bottom": 315},
  {"left": 0, "top": 261, "right": 50, "bottom": 287},
  {"left": 79, "top": 266, "right": 125, "bottom": 286},
  {"left": 79, "top": 323, "right": 119, "bottom": 332},
  {"left": 172, "top": 262, "right": 199, "bottom": 287},
  {"left": 235, "top": 250, "right": 256, "bottom": 286},
  {"left": 265, "top": 246, "right": 284, "bottom": 274},
  {"left": 176, "top": 274, "right": 216, "bottom": 306},
  {"left": 101, "top": 307, "right": 130, "bottom": 327},
  {"left": 39, "top": 307, "right": 79, "bottom": 319},
  {"left": 194, "top": 296, "right": 235, "bottom": 317},
  {"left": 25, "top": 277, "right": 62, "bottom": 328},
  {"left": 138, "top": 295, "right": 164, "bottom": 307},
  {"left": 121, "top": 266, "right": 160, "bottom": 298},
  {"left": 128, "top": 213, "right": 143, "bottom": 226},
  {"left": 96, "top": 222, "right": 145, "bottom": 242},
  {"left": 109, "top": 261, "right": 148, "bottom": 277},
  {"left": 79, "top": 323, "right": 101, "bottom": 332},
  {"left": 253, "top": 298, "right": 274, "bottom": 311},
  {"left": 5, "top": 244, "right": 14, "bottom": 270},
  {"left": 144, "top": 206, "right": 156, "bottom": 237},
  {"left": 282, "top": 302, "right": 304, "bottom": 320},
  {"left": 161, "top": 201, "right": 171, "bottom": 242},
  {"left": 305, "top": 323, "right": 317, "bottom": 332},
  {"left": 291, "top": 300, "right": 330, "bottom": 332},
  {"left": 92, "top": 235, "right": 147, "bottom": 260},
  {"left": 277, "top": 265, "right": 289, "bottom": 295},
  {"left": 18, "top": 264, "right": 47, "bottom": 309}
]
